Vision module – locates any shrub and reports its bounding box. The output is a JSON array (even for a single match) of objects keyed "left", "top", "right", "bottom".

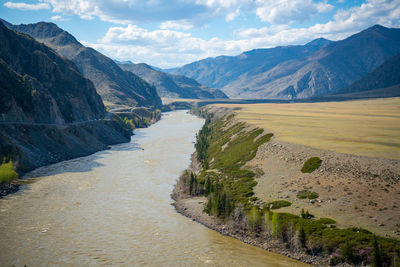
[
  {"left": 301, "top": 157, "right": 322, "bottom": 173},
  {"left": 271, "top": 212, "right": 280, "bottom": 237},
  {"left": 341, "top": 241, "right": 356, "bottom": 264},
  {"left": 248, "top": 206, "right": 263, "bottom": 232},
  {"left": 265, "top": 200, "right": 292, "bottom": 210},
  {"left": 0, "top": 160, "right": 18, "bottom": 183},
  {"left": 297, "top": 189, "right": 319, "bottom": 200}
]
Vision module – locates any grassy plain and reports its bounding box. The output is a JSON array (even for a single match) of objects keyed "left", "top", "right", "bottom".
[{"left": 216, "top": 97, "right": 400, "bottom": 160}]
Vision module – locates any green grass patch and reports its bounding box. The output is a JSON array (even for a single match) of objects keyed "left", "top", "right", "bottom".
[
  {"left": 190, "top": 113, "right": 273, "bottom": 217},
  {"left": 297, "top": 189, "right": 319, "bottom": 200},
  {"left": 0, "top": 161, "right": 18, "bottom": 183},
  {"left": 317, "top": 218, "right": 336, "bottom": 224},
  {"left": 265, "top": 200, "right": 292, "bottom": 210},
  {"left": 301, "top": 157, "right": 322, "bottom": 173}
]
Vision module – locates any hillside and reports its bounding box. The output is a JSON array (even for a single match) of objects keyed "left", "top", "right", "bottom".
[
  {"left": 333, "top": 53, "right": 400, "bottom": 97},
  {"left": 119, "top": 63, "right": 227, "bottom": 99},
  {"left": 6, "top": 20, "right": 161, "bottom": 107},
  {"left": 0, "top": 21, "right": 133, "bottom": 175},
  {"left": 0, "top": 21, "right": 104, "bottom": 124},
  {"left": 172, "top": 25, "right": 400, "bottom": 99}
]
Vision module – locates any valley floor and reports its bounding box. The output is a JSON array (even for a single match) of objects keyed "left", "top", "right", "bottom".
[
  {"left": 173, "top": 103, "right": 400, "bottom": 266},
  {"left": 218, "top": 97, "right": 400, "bottom": 160},
  {"left": 206, "top": 103, "right": 400, "bottom": 239},
  {"left": 250, "top": 135, "right": 400, "bottom": 239}
]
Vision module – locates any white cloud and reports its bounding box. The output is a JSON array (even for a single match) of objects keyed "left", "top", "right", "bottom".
[
  {"left": 50, "top": 15, "right": 67, "bottom": 21},
  {"left": 239, "top": 0, "right": 400, "bottom": 45},
  {"left": 100, "top": 25, "right": 194, "bottom": 48},
  {"left": 39, "top": 0, "right": 245, "bottom": 25},
  {"left": 160, "top": 20, "right": 194, "bottom": 31},
  {"left": 4, "top": 1, "right": 50, "bottom": 11},
  {"left": 86, "top": 0, "right": 400, "bottom": 68},
  {"left": 226, "top": 7, "right": 241, "bottom": 22},
  {"left": 255, "top": 0, "right": 333, "bottom": 24}
]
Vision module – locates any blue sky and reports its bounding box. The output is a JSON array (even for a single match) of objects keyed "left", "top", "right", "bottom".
[{"left": 1, "top": 0, "right": 399, "bottom": 68}]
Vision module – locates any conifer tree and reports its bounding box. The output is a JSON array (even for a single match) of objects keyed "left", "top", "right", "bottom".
[{"left": 372, "top": 235, "right": 382, "bottom": 267}]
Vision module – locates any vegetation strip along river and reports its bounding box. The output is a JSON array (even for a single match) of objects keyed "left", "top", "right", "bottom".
[{"left": 0, "top": 110, "right": 303, "bottom": 266}]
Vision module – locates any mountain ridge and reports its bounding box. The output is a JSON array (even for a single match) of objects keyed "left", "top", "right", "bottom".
[
  {"left": 172, "top": 25, "right": 400, "bottom": 99},
  {"left": 0, "top": 21, "right": 134, "bottom": 175},
  {"left": 332, "top": 53, "right": 400, "bottom": 97},
  {"left": 0, "top": 21, "right": 105, "bottom": 124},
  {"left": 171, "top": 37, "right": 332, "bottom": 90},
  {"left": 5, "top": 20, "right": 162, "bottom": 108},
  {"left": 119, "top": 62, "right": 227, "bottom": 99}
]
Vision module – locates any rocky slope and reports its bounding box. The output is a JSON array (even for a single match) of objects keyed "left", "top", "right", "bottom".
[
  {"left": 0, "top": 21, "right": 134, "bottom": 176},
  {"left": 5, "top": 20, "right": 162, "bottom": 107},
  {"left": 0, "top": 21, "right": 104, "bottom": 124},
  {"left": 119, "top": 62, "right": 227, "bottom": 99},
  {"left": 334, "top": 53, "right": 400, "bottom": 96},
  {"left": 172, "top": 25, "right": 400, "bottom": 99}
]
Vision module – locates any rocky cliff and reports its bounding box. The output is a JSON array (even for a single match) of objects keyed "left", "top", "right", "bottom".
[
  {"left": 0, "top": 22, "right": 105, "bottom": 124},
  {"left": 0, "top": 21, "right": 135, "bottom": 176}
]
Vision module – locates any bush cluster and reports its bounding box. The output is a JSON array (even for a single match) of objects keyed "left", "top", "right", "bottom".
[
  {"left": 297, "top": 189, "right": 319, "bottom": 200},
  {"left": 0, "top": 160, "right": 18, "bottom": 184},
  {"left": 301, "top": 157, "right": 322, "bottom": 173}
]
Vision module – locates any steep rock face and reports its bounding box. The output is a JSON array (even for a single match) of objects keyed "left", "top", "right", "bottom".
[
  {"left": 0, "top": 22, "right": 105, "bottom": 124},
  {"left": 0, "top": 121, "right": 131, "bottom": 174},
  {"left": 0, "top": 22, "right": 134, "bottom": 175},
  {"left": 8, "top": 21, "right": 162, "bottom": 107},
  {"left": 120, "top": 63, "right": 227, "bottom": 99},
  {"left": 173, "top": 25, "right": 400, "bottom": 99}
]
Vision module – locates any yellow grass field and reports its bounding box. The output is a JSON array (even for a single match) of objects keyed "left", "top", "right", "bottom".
[{"left": 216, "top": 97, "right": 400, "bottom": 160}]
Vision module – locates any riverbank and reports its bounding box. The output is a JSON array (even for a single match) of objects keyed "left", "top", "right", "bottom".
[
  {"left": 2, "top": 110, "right": 305, "bottom": 266},
  {"left": 0, "top": 182, "right": 20, "bottom": 198},
  {"left": 172, "top": 106, "right": 400, "bottom": 266},
  {"left": 172, "top": 154, "right": 325, "bottom": 266},
  {"left": 0, "top": 109, "right": 161, "bottom": 198}
]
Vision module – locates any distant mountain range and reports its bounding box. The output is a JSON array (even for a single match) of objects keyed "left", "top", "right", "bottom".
[
  {"left": 119, "top": 62, "right": 227, "bottom": 99},
  {"left": 2, "top": 19, "right": 162, "bottom": 108},
  {"left": 171, "top": 25, "right": 400, "bottom": 99}
]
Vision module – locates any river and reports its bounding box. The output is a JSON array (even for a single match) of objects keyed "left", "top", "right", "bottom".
[{"left": 0, "top": 110, "right": 305, "bottom": 266}]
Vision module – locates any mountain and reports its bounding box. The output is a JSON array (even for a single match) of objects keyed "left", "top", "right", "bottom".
[
  {"left": 333, "top": 53, "right": 400, "bottom": 97},
  {"left": 171, "top": 38, "right": 332, "bottom": 91},
  {"left": 119, "top": 63, "right": 227, "bottom": 99},
  {"left": 173, "top": 25, "right": 400, "bottom": 99},
  {"left": 0, "top": 21, "right": 104, "bottom": 124},
  {"left": 6, "top": 20, "right": 161, "bottom": 107},
  {"left": 0, "top": 21, "right": 135, "bottom": 174}
]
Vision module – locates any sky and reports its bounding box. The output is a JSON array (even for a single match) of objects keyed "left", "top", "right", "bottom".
[{"left": 1, "top": 0, "right": 400, "bottom": 68}]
